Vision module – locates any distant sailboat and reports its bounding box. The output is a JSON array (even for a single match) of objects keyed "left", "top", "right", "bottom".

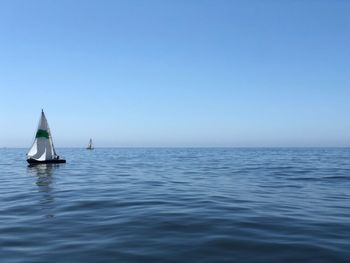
[
  {"left": 27, "top": 110, "right": 66, "bottom": 164},
  {"left": 87, "top": 138, "right": 94, "bottom": 150}
]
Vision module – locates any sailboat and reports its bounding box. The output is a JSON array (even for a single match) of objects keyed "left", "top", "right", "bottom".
[
  {"left": 27, "top": 110, "right": 66, "bottom": 164},
  {"left": 87, "top": 138, "right": 94, "bottom": 150}
]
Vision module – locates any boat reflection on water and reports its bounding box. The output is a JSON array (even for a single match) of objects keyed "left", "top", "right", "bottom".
[{"left": 27, "top": 164, "right": 59, "bottom": 218}]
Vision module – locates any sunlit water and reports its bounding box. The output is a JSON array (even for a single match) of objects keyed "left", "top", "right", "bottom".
[{"left": 1, "top": 148, "right": 350, "bottom": 262}]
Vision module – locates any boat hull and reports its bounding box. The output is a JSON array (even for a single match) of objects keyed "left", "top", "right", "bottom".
[{"left": 27, "top": 159, "right": 66, "bottom": 164}]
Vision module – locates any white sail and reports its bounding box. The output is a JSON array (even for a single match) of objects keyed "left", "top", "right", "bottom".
[
  {"left": 27, "top": 110, "right": 57, "bottom": 161},
  {"left": 87, "top": 138, "right": 93, "bottom": 149}
]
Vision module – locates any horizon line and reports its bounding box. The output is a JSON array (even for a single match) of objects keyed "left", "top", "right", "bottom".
[{"left": 2, "top": 146, "right": 350, "bottom": 149}]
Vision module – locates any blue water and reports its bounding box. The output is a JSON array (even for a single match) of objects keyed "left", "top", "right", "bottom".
[{"left": 1, "top": 148, "right": 350, "bottom": 262}]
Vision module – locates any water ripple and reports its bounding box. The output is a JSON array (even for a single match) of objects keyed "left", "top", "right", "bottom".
[{"left": 0, "top": 148, "right": 350, "bottom": 262}]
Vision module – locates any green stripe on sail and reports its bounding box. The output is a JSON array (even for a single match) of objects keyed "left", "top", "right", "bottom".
[{"left": 36, "top": 129, "right": 49, "bottom": 139}]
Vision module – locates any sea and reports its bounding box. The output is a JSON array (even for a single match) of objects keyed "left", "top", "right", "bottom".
[{"left": 1, "top": 148, "right": 349, "bottom": 263}]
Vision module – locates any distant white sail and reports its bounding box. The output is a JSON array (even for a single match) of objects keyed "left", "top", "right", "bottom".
[
  {"left": 87, "top": 138, "right": 93, "bottom": 150},
  {"left": 27, "top": 110, "right": 57, "bottom": 161}
]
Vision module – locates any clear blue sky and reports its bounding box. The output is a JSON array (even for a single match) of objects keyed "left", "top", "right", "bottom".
[{"left": 1, "top": 0, "right": 349, "bottom": 147}]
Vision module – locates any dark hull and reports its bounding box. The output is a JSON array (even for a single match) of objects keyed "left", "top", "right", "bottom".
[{"left": 27, "top": 159, "right": 66, "bottom": 164}]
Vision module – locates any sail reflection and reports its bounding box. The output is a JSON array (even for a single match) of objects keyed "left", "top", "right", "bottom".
[{"left": 27, "top": 164, "right": 59, "bottom": 218}]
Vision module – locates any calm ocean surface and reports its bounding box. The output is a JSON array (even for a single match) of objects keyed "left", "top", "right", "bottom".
[{"left": 1, "top": 148, "right": 350, "bottom": 263}]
